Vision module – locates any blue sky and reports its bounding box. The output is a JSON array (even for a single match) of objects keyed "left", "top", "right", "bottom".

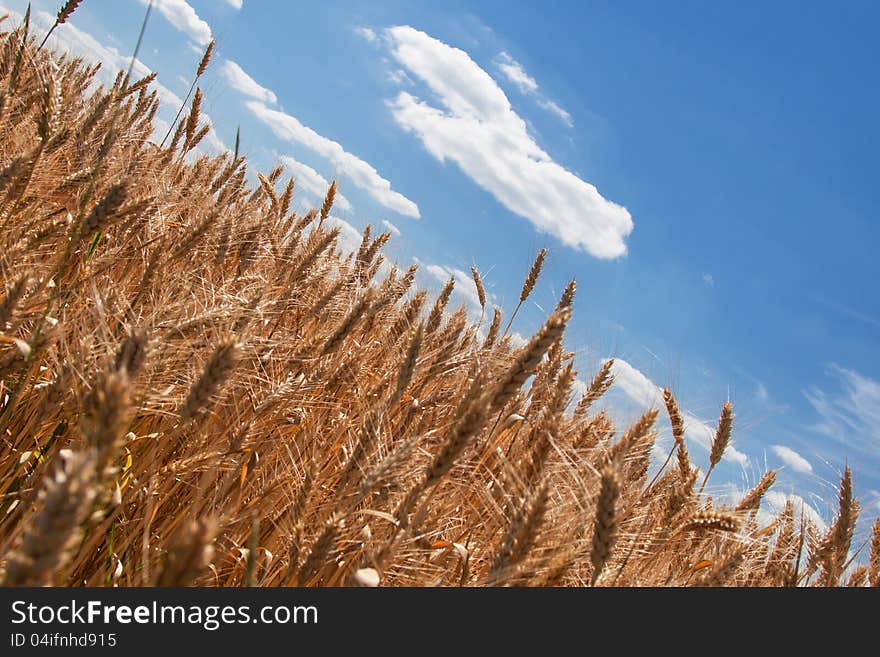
[{"left": 5, "top": 0, "right": 878, "bottom": 534}]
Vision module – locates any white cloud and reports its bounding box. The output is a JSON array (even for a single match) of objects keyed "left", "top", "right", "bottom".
[
  {"left": 425, "top": 264, "right": 449, "bottom": 283},
  {"left": 246, "top": 100, "right": 420, "bottom": 218},
  {"left": 571, "top": 378, "right": 590, "bottom": 403},
  {"left": 196, "top": 115, "right": 229, "bottom": 155},
  {"left": 225, "top": 0, "right": 243, "bottom": 9},
  {"left": 756, "top": 382, "right": 769, "bottom": 402},
  {"left": 324, "top": 216, "right": 364, "bottom": 256},
  {"left": 805, "top": 364, "right": 880, "bottom": 460},
  {"left": 220, "top": 60, "right": 277, "bottom": 104},
  {"left": 138, "top": 0, "right": 212, "bottom": 46},
  {"left": 508, "top": 332, "right": 528, "bottom": 349},
  {"left": 496, "top": 51, "right": 538, "bottom": 94},
  {"left": 495, "top": 52, "right": 572, "bottom": 127},
  {"left": 423, "top": 262, "right": 484, "bottom": 314},
  {"left": 813, "top": 295, "right": 880, "bottom": 330},
  {"left": 325, "top": 216, "right": 394, "bottom": 283},
  {"left": 536, "top": 99, "right": 573, "bottom": 128},
  {"left": 869, "top": 490, "right": 880, "bottom": 513},
  {"left": 277, "top": 155, "right": 352, "bottom": 212},
  {"left": 383, "top": 26, "right": 631, "bottom": 258},
  {"left": 354, "top": 26, "right": 378, "bottom": 43},
  {"left": 770, "top": 445, "right": 814, "bottom": 475},
  {"left": 703, "top": 273, "right": 715, "bottom": 286},
  {"left": 388, "top": 69, "right": 413, "bottom": 85},
  {"left": 610, "top": 359, "right": 749, "bottom": 466},
  {"left": 763, "top": 491, "right": 828, "bottom": 533},
  {"left": 679, "top": 408, "right": 749, "bottom": 467},
  {"left": 382, "top": 219, "right": 401, "bottom": 236},
  {"left": 610, "top": 359, "right": 665, "bottom": 410}
]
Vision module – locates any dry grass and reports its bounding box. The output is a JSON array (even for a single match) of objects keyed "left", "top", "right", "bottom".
[{"left": 0, "top": 19, "right": 875, "bottom": 587}]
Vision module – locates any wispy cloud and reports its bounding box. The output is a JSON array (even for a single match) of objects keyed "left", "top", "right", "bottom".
[
  {"left": 354, "top": 26, "right": 378, "bottom": 43},
  {"left": 495, "top": 51, "right": 538, "bottom": 93},
  {"left": 536, "top": 99, "right": 573, "bottom": 127},
  {"left": 703, "top": 273, "right": 715, "bottom": 287},
  {"left": 383, "top": 26, "right": 631, "bottom": 258},
  {"left": 812, "top": 294, "right": 880, "bottom": 330},
  {"left": 247, "top": 101, "right": 420, "bottom": 218},
  {"left": 277, "top": 155, "right": 352, "bottom": 212},
  {"left": 382, "top": 219, "right": 401, "bottom": 236},
  {"left": 805, "top": 364, "right": 880, "bottom": 460},
  {"left": 495, "top": 51, "right": 572, "bottom": 127},
  {"left": 869, "top": 490, "right": 880, "bottom": 513},
  {"left": 756, "top": 382, "right": 769, "bottom": 402},
  {"left": 220, "top": 60, "right": 277, "bottom": 104},
  {"left": 770, "top": 445, "right": 814, "bottom": 474},
  {"left": 609, "top": 359, "right": 750, "bottom": 466},
  {"left": 137, "top": 0, "right": 211, "bottom": 46}
]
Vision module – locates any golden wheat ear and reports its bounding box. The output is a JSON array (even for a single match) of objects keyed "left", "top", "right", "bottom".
[
  {"left": 590, "top": 465, "right": 622, "bottom": 586},
  {"left": 504, "top": 247, "right": 547, "bottom": 334},
  {"left": 699, "top": 400, "right": 734, "bottom": 493},
  {"left": 39, "top": 1, "right": 82, "bottom": 49},
  {"left": 3, "top": 451, "right": 97, "bottom": 586},
  {"left": 0, "top": 21, "right": 869, "bottom": 590}
]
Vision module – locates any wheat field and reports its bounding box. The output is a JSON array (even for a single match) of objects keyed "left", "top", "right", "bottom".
[{"left": 0, "top": 8, "right": 877, "bottom": 587}]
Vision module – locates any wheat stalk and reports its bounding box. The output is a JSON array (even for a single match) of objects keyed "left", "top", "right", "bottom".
[
  {"left": 504, "top": 247, "right": 546, "bottom": 334},
  {"left": 699, "top": 401, "right": 734, "bottom": 493},
  {"left": 39, "top": 1, "right": 84, "bottom": 49}
]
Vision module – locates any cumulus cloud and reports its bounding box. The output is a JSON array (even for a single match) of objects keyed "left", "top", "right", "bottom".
[
  {"left": 225, "top": 0, "right": 244, "bottom": 9},
  {"left": 277, "top": 155, "right": 352, "bottom": 212},
  {"left": 805, "top": 364, "right": 880, "bottom": 461},
  {"left": 382, "top": 219, "right": 401, "bottom": 236},
  {"left": 770, "top": 445, "right": 814, "bottom": 475},
  {"left": 138, "top": 0, "right": 212, "bottom": 46},
  {"left": 221, "top": 60, "right": 277, "bottom": 104},
  {"left": 247, "top": 100, "right": 420, "bottom": 218},
  {"left": 383, "top": 26, "right": 631, "bottom": 258},
  {"left": 609, "top": 359, "right": 750, "bottom": 466}
]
